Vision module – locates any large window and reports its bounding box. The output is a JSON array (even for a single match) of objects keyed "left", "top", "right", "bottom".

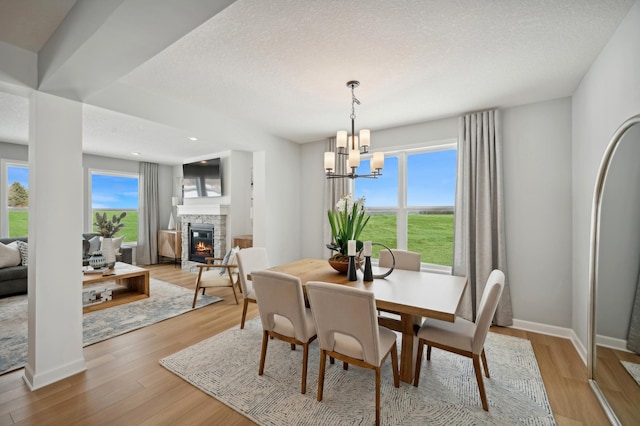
[
  {"left": 355, "top": 144, "right": 457, "bottom": 269},
  {"left": 6, "top": 163, "right": 29, "bottom": 237},
  {"left": 91, "top": 171, "right": 139, "bottom": 244}
]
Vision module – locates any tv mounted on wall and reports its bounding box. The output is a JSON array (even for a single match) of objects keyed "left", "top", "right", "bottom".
[{"left": 182, "top": 158, "right": 222, "bottom": 199}]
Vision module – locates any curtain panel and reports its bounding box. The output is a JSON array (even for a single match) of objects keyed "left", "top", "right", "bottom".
[
  {"left": 453, "top": 110, "right": 513, "bottom": 326},
  {"left": 137, "top": 162, "right": 160, "bottom": 265}
]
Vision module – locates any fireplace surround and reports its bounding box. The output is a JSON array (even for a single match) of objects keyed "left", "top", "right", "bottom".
[{"left": 178, "top": 212, "right": 227, "bottom": 271}]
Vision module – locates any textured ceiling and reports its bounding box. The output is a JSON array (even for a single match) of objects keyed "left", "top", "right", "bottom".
[
  {"left": 0, "top": 0, "right": 77, "bottom": 52},
  {"left": 119, "top": 0, "right": 636, "bottom": 144},
  {"left": 0, "top": 0, "right": 636, "bottom": 164}
]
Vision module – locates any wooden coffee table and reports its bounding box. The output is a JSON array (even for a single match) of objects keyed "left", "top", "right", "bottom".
[{"left": 82, "top": 262, "right": 150, "bottom": 313}]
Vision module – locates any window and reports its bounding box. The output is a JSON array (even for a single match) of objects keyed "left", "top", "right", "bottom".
[
  {"left": 91, "top": 171, "right": 139, "bottom": 244},
  {"left": 6, "top": 163, "right": 29, "bottom": 237},
  {"left": 355, "top": 144, "right": 457, "bottom": 269}
]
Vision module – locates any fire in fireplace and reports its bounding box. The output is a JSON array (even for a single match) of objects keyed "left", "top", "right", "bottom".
[{"left": 188, "top": 223, "right": 214, "bottom": 263}]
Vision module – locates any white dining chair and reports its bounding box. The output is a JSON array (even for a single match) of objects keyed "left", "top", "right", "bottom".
[
  {"left": 236, "top": 247, "right": 270, "bottom": 329},
  {"left": 413, "top": 269, "right": 506, "bottom": 411},
  {"left": 377, "top": 249, "right": 423, "bottom": 332},
  {"left": 306, "top": 281, "right": 399, "bottom": 426},
  {"left": 251, "top": 270, "right": 317, "bottom": 394}
]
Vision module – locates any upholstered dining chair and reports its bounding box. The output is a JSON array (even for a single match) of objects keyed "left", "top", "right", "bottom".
[
  {"left": 251, "top": 270, "right": 317, "bottom": 394},
  {"left": 377, "top": 249, "right": 422, "bottom": 332},
  {"left": 413, "top": 269, "right": 506, "bottom": 411},
  {"left": 192, "top": 255, "right": 240, "bottom": 308},
  {"left": 306, "top": 281, "right": 399, "bottom": 426},
  {"left": 236, "top": 247, "right": 270, "bottom": 329}
]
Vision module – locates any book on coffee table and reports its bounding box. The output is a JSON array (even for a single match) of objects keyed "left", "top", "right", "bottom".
[{"left": 83, "top": 267, "right": 109, "bottom": 275}]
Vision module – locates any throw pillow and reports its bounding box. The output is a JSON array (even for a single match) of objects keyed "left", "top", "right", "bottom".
[
  {"left": 112, "top": 236, "right": 125, "bottom": 255},
  {"left": 0, "top": 241, "right": 22, "bottom": 268},
  {"left": 16, "top": 241, "right": 29, "bottom": 266},
  {"left": 88, "top": 236, "right": 101, "bottom": 255},
  {"left": 218, "top": 246, "right": 240, "bottom": 276}
]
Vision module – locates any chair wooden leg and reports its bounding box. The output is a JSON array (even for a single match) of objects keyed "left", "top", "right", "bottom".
[
  {"left": 240, "top": 299, "right": 249, "bottom": 329},
  {"left": 391, "top": 344, "right": 400, "bottom": 388},
  {"left": 481, "top": 349, "right": 490, "bottom": 378},
  {"left": 317, "top": 350, "right": 326, "bottom": 402},
  {"left": 426, "top": 344, "right": 432, "bottom": 360},
  {"left": 473, "top": 353, "right": 489, "bottom": 411},
  {"left": 375, "top": 366, "right": 381, "bottom": 426},
  {"left": 343, "top": 362, "right": 348, "bottom": 370},
  {"left": 301, "top": 342, "right": 309, "bottom": 394},
  {"left": 414, "top": 338, "right": 425, "bottom": 387},
  {"left": 192, "top": 284, "right": 201, "bottom": 309},
  {"left": 259, "top": 330, "right": 269, "bottom": 376},
  {"left": 329, "top": 356, "right": 335, "bottom": 364},
  {"left": 230, "top": 282, "right": 239, "bottom": 305},
  {"left": 291, "top": 343, "right": 296, "bottom": 350}
]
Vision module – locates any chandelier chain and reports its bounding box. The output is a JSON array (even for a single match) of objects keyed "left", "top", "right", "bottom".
[{"left": 350, "top": 86, "right": 360, "bottom": 120}]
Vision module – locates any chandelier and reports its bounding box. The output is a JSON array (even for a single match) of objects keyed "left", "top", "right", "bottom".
[{"left": 324, "top": 81, "right": 384, "bottom": 179}]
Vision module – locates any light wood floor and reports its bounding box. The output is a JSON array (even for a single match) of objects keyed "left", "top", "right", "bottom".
[{"left": 0, "top": 264, "right": 611, "bottom": 425}]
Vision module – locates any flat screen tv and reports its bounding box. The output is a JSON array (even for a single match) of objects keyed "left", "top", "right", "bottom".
[{"left": 182, "top": 158, "right": 222, "bottom": 198}]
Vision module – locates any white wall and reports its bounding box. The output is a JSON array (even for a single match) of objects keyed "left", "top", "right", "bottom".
[
  {"left": 300, "top": 101, "right": 573, "bottom": 327},
  {"left": 571, "top": 0, "right": 640, "bottom": 347},
  {"left": 261, "top": 141, "right": 301, "bottom": 265},
  {"left": 502, "top": 98, "right": 573, "bottom": 327},
  {"left": 227, "top": 150, "right": 253, "bottom": 245}
]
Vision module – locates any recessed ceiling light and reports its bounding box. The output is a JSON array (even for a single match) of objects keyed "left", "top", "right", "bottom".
[
  {"left": 188, "top": 136, "right": 198, "bottom": 141},
  {"left": 131, "top": 152, "right": 141, "bottom": 156}
]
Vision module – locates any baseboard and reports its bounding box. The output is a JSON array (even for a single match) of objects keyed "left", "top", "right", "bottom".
[
  {"left": 510, "top": 318, "right": 587, "bottom": 366},
  {"left": 596, "top": 334, "right": 632, "bottom": 352},
  {"left": 22, "top": 358, "right": 86, "bottom": 391}
]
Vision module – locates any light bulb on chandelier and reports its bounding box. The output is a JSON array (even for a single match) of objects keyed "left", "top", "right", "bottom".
[{"left": 324, "top": 81, "right": 384, "bottom": 179}]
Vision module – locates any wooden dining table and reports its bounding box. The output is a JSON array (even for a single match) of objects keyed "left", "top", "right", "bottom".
[{"left": 268, "top": 258, "right": 468, "bottom": 384}]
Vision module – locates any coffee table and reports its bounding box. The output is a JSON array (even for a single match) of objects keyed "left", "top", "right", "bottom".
[{"left": 82, "top": 262, "right": 150, "bottom": 313}]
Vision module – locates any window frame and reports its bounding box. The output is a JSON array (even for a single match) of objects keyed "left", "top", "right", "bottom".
[
  {"left": 353, "top": 139, "right": 457, "bottom": 273},
  {"left": 2, "top": 159, "right": 29, "bottom": 237},
  {"left": 88, "top": 168, "right": 140, "bottom": 245}
]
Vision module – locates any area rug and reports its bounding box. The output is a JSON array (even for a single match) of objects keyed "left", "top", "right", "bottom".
[
  {"left": 621, "top": 360, "right": 640, "bottom": 387},
  {"left": 160, "top": 318, "right": 556, "bottom": 425},
  {"left": 0, "top": 279, "right": 221, "bottom": 375}
]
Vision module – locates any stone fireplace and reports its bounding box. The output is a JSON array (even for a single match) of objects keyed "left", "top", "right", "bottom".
[{"left": 178, "top": 205, "right": 228, "bottom": 271}]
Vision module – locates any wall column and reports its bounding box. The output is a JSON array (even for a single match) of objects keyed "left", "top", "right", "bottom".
[{"left": 23, "top": 91, "right": 85, "bottom": 390}]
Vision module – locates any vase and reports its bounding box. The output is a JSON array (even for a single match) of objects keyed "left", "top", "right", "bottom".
[
  {"left": 328, "top": 255, "right": 362, "bottom": 274},
  {"left": 89, "top": 251, "right": 106, "bottom": 269},
  {"left": 101, "top": 237, "right": 116, "bottom": 268}
]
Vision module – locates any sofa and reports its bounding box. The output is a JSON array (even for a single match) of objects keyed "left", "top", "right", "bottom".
[
  {"left": 0, "top": 236, "right": 133, "bottom": 298},
  {"left": 0, "top": 237, "right": 28, "bottom": 298}
]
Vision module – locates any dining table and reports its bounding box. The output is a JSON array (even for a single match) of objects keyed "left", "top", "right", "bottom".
[{"left": 268, "top": 258, "right": 468, "bottom": 384}]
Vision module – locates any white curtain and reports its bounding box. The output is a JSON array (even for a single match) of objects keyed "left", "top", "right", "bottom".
[
  {"left": 136, "top": 162, "right": 160, "bottom": 265},
  {"left": 323, "top": 137, "right": 350, "bottom": 257},
  {"left": 453, "top": 110, "right": 513, "bottom": 326}
]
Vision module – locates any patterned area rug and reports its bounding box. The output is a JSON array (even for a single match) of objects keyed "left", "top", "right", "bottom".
[
  {"left": 0, "top": 279, "right": 221, "bottom": 375},
  {"left": 621, "top": 360, "right": 640, "bottom": 387},
  {"left": 160, "top": 318, "right": 556, "bottom": 425}
]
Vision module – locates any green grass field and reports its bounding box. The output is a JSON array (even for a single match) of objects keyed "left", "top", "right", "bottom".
[
  {"left": 9, "top": 210, "right": 454, "bottom": 266},
  {"left": 359, "top": 213, "right": 454, "bottom": 266},
  {"left": 8, "top": 210, "right": 139, "bottom": 243}
]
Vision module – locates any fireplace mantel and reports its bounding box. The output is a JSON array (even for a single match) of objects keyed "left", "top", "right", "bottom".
[{"left": 176, "top": 204, "right": 229, "bottom": 216}]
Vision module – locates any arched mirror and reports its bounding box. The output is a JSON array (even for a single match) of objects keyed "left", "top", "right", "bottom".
[{"left": 589, "top": 114, "right": 640, "bottom": 425}]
